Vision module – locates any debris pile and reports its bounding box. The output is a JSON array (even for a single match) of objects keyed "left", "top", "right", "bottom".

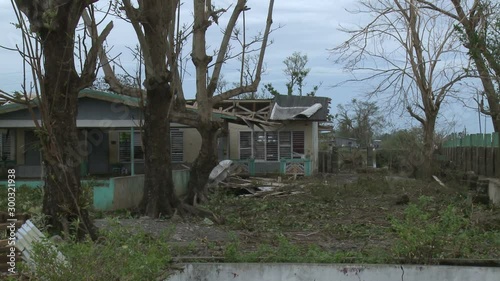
[{"left": 207, "top": 160, "right": 306, "bottom": 198}]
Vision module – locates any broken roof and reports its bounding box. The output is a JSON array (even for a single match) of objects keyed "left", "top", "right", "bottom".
[{"left": 270, "top": 95, "right": 330, "bottom": 121}]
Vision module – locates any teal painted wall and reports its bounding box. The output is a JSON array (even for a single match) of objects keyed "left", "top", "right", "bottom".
[
  {"left": 1, "top": 171, "right": 190, "bottom": 211},
  {"left": 93, "top": 181, "right": 114, "bottom": 211}
]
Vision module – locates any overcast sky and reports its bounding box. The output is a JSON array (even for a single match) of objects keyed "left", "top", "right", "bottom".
[{"left": 0, "top": 0, "right": 490, "bottom": 134}]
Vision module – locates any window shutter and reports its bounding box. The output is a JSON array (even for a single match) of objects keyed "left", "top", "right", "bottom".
[
  {"left": 279, "top": 131, "right": 291, "bottom": 159},
  {"left": 292, "top": 131, "right": 305, "bottom": 158},
  {"left": 266, "top": 132, "right": 278, "bottom": 161},
  {"left": 171, "top": 129, "right": 183, "bottom": 163},
  {"left": 239, "top": 132, "right": 252, "bottom": 159},
  {"left": 254, "top": 132, "right": 265, "bottom": 160}
]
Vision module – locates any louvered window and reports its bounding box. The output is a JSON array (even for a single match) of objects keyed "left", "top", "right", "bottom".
[
  {"left": 239, "top": 130, "right": 305, "bottom": 161},
  {"left": 292, "top": 131, "right": 305, "bottom": 158},
  {"left": 254, "top": 132, "right": 265, "bottom": 160},
  {"left": 239, "top": 132, "right": 252, "bottom": 159},
  {"left": 266, "top": 132, "right": 278, "bottom": 161},
  {"left": 0, "top": 131, "right": 14, "bottom": 161},
  {"left": 171, "top": 129, "right": 183, "bottom": 163}
]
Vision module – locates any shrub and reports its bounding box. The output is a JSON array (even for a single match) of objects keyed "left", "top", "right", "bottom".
[
  {"left": 391, "top": 196, "right": 498, "bottom": 263},
  {"left": 21, "top": 223, "right": 172, "bottom": 281}
]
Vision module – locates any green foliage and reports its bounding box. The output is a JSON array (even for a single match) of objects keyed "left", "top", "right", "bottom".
[
  {"left": 377, "top": 127, "right": 424, "bottom": 175},
  {"left": 391, "top": 196, "right": 500, "bottom": 263},
  {"left": 263, "top": 51, "right": 321, "bottom": 97},
  {"left": 0, "top": 185, "right": 43, "bottom": 214},
  {"left": 335, "top": 99, "right": 385, "bottom": 148},
  {"left": 23, "top": 224, "right": 173, "bottom": 281},
  {"left": 224, "top": 235, "right": 362, "bottom": 263},
  {"left": 263, "top": 83, "right": 281, "bottom": 97}
]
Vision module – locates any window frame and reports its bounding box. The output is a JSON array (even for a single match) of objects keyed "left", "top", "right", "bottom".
[
  {"left": 117, "top": 129, "right": 185, "bottom": 163},
  {"left": 239, "top": 130, "right": 305, "bottom": 162},
  {"left": 118, "top": 131, "right": 144, "bottom": 163}
]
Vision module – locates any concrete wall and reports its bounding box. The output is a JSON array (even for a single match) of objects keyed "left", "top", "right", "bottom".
[
  {"left": 111, "top": 175, "right": 144, "bottom": 210},
  {"left": 168, "top": 263, "right": 500, "bottom": 281},
  {"left": 92, "top": 171, "right": 190, "bottom": 211},
  {"left": 92, "top": 180, "right": 115, "bottom": 211}
]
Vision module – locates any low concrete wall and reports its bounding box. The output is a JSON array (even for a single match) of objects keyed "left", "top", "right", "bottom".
[
  {"left": 168, "top": 263, "right": 500, "bottom": 281},
  {"left": 93, "top": 170, "right": 190, "bottom": 211},
  {"left": 93, "top": 181, "right": 114, "bottom": 211},
  {"left": 173, "top": 169, "right": 190, "bottom": 197},
  {"left": 488, "top": 178, "right": 500, "bottom": 205},
  {"left": 112, "top": 175, "right": 144, "bottom": 210}
]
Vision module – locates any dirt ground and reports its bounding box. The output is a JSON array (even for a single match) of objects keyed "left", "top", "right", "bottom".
[{"left": 95, "top": 172, "right": 500, "bottom": 263}]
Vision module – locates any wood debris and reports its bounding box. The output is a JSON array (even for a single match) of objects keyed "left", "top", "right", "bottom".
[{"left": 213, "top": 175, "right": 300, "bottom": 198}]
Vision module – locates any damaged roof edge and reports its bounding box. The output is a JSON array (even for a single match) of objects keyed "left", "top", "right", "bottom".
[{"left": 294, "top": 103, "right": 323, "bottom": 119}]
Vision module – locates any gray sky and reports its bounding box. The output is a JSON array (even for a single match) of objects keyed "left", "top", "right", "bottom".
[{"left": 0, "top": 0, "right": 490, "bottom": 134}]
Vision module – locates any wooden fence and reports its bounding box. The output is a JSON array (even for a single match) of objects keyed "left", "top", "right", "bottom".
[{"left": 442, "top": 133, "right": 500, "bottom": 177}]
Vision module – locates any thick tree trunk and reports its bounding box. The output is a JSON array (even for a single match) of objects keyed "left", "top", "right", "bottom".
[
  {"left": 186, "top": 122, "right": 219, "bottom": 204},
  {"left": 140, "top": 84, "right": 180, "bottom": 217},
  {"left": 39, "top": 4, "right": 96, "bottom": 239}
]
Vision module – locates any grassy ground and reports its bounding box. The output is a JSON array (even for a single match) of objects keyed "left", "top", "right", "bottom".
[
  {"left": 1, "top": 173, "right": 500, "bottom": 280},
  {"left": 204, "top": 173, "right": 500, "bottom": 263}
]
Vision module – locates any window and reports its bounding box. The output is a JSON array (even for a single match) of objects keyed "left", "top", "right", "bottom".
[
  {"left": 171, "top": 129, "right": 184, "bottom": 163},
  {"left": 239, "top": 132, "right": 252, "bottom": 159},
  {"left": 119, "top": 132, "right": 143, "bottom": 162},
  {"left": 292, "top": 131, "right": 305, "bottom": 158},
  {"left": 118, "top": 129, "right": 184, "bottom": 163},
  {"left": 239, "top": 130, "right": 305, "bottom": 161},
  {"left": 279, "top": 131, "right": 291, "bottom": 159},
  {"left": 254, "top": 132, "right": 265, "bottom": 160},
  {"left": 266, "top": 132, "right": 278, "bottom": 161},
  {"left": 0, "top": 130, "right": 14, "bottom": 161}
]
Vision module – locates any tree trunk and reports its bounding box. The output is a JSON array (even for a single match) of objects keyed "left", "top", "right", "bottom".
[
  {"left": 186, "top": 122, "right": 219, "bottom": 204},
  {"left": 420, "top": 115, "right": 437, "bottom": 179},
  {"left": 139, "top": 84, "right": 180, "bottom": 217},
  {"left": 39, "top": 5, "right": 96, "bottom": 239}
]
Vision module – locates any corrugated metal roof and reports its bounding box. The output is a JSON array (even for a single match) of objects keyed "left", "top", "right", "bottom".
[
  {"left": 270, "top": 95, "right": 330, "bottom": 121},
  {"left": 0, "top": 89, "right": 237, "bottom": 120}
]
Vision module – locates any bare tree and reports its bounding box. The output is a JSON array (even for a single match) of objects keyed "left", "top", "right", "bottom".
[
  {"left": 2, "top": 0, "right": 112, "bottom": 239},
  {"left": 186, "top": 0, "right": 274, "bottom": 204},
  {"left": 416, "top": 0, "right": 500, "bottom": 132},
  {"left": 99, "top": 0, "right": 274, "bottom": 212},
  {"left": 331, "top": 0, "right": 467, "bottom": 178}
]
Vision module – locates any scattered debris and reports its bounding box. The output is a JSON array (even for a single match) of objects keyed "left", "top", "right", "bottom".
[
  {"left": 432, "top": 175, "right": 446, "bottom": 188},
  {"left": 16, "top": 220, "right": 67, "bottom": 271},
  {"left": 209, "top": 171, "right": 304, "bottom": 198},
  {"left": 208, "top": 160, "right": 235, "bottom": 186},
  {"left": 202, "top": 218, "right": 214, "bottom": 226}
]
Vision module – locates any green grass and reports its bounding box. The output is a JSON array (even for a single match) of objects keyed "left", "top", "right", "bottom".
[
  {"left": 205, "top": 175, "right": 500, "bottom": 264},
  {"left": 19, "top": 221, "right": 174, "bottom": 281},
  {"left": 0, "top": 184, "right": 43, "bottom": 214}
]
